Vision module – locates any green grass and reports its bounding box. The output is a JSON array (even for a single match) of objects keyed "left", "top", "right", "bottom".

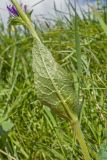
[{"left": 0, "top": 2, "right": 107, "bottom": 159}]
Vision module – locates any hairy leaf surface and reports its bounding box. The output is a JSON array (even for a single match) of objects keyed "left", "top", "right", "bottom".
[{"left": 32, "top": 39, "right": 79, "bottom": 119}]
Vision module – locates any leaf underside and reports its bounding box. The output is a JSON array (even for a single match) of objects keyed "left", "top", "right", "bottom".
[{"left": 32, "top": 39, "right": 79, "bottom": 119}]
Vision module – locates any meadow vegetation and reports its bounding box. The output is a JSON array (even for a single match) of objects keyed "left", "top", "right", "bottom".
[{"left": 0, "top": 1, "right": 107, "bottom": 159}]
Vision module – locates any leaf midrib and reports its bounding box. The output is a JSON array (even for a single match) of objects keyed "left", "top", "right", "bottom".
[{"left": 37, "top": 42, "right": 77, "bottom": 122}]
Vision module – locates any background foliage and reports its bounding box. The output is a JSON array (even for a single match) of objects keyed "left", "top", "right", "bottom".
[{"left": 0, "top": 0, "right": 107, "bottom": 159}]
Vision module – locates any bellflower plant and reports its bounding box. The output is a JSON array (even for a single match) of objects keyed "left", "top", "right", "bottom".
[{"left": 9, "top": 0, "right": 91, "bottom": 160}]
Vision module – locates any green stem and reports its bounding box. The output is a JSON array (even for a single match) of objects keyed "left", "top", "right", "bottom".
[
  {"left": 72, "top": 121, "right": 91, "bottom": 160},
  {"left": 11, "top": 0, "right": 40, "bottom": 40}
]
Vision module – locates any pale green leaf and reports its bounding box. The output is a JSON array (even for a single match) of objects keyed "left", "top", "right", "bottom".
[
  {"left": 32, "top": 39, "right": 79, "bottom": 121},
  {"left": 2, "top": 119, "right": 14, "bottom": 132},
  {"left": 97, "top": 129, "right": 107, "bottom": 160},
  {"left": 97, "top": 141, "right": 107, "bottom": 160}
]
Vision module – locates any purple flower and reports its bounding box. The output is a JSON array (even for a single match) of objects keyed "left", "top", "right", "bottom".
[
  {"left": 7, "top": 4, "right": 28, "bottom": 17},
  {"left": 7, "top": 5, "right": 19, "bottom": 16},
  {"left": 20, "top": 4, "right": 28, "bottom": 13},
  {"left": 23, "top": 4, "right": 27, "bottom": 13}
]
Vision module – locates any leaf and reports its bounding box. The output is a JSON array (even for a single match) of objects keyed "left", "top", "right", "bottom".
[
  {"left": 32, "top": 39, "right": 79, "bottom": 121},
  {"left": 50, "top": 149, "right": 65, "bottom": 160},
  {"left": 1, "top": 119, "right": 14, "bottom": 132},
  {"left": 8, "top": 17, "right": 25, "bottom": 26},
  {"left": 97, "top": 129, "right": 107, "bottom": 160},
  {"left": 97, "top": 141, "right": 107, "bottom": 160}
]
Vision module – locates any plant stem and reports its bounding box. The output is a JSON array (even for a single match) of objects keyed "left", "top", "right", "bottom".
[
  {"left": 11, "top": 0, "right": 40, "bottom": 41},
  {"left": 72, "top": 121, "right": 91, "bottom": 160}
]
